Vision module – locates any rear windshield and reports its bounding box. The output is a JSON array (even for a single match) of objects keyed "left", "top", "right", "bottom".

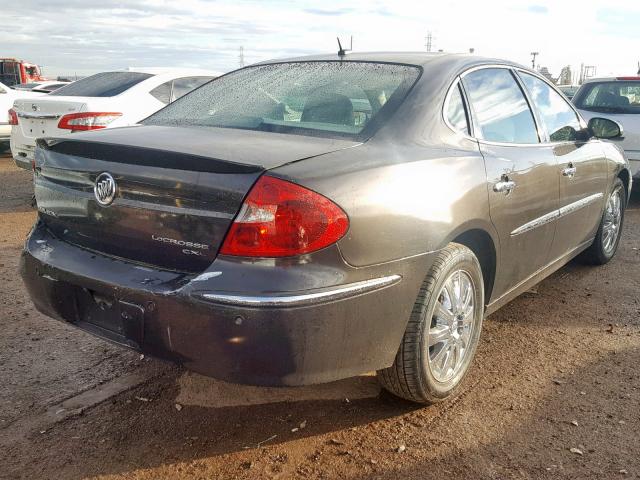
[
  {"left": 573, "top": 81, "right": 640, "bottom": 114},
  {"left": 144, "top": 61, "right": 421, "bottom": 139},
  {"left": 13, "top": 83, "right": 40, "bottom": 90},
  {"left": 50, "top": 72, "right": 153, "bottom": 97}
]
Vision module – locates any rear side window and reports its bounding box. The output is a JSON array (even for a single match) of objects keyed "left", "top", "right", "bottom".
[
  {"left": 171, "top": 76, "right": 213, "bottom": 101},
  {"left": 33, "top": 83, "right": 68, "bottom": 93},
  {"left": 50, "top": 72, "right": 153, "bottom": 97},
  {"left": 150, "top": 81, "right": 172, "bottom": 104},
  {"left": 463, "top": 68, "right": 539, "bottom": 144},
  {"left": 574, "top": 81, "right": 640, "bottom": 115},
  {"left": 446, "top": 84, "right": 470, "bottom": 135},
  {"left": 519, "top": 72, "right": 582, "bottom": 142}
]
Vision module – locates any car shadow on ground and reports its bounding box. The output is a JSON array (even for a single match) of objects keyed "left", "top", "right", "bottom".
[
  {"left": 10, "top": 261, "right": 638, "bottom": 480},
  {"left": 0, "top": 157, "right": 33, "bottom": 214},
  {"left": 3, "top": 157, "right": 639, "bottom": 479},
  {"left": 628, "top": 184, "right": 640, "bottom": 209},
  {"left": 345, "top": 346, "right": 640, "bottom": 480}
]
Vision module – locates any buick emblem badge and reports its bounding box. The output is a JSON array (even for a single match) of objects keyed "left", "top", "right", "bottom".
[{"left": 94, "top": 172, "right": 116, "bottom": 206}]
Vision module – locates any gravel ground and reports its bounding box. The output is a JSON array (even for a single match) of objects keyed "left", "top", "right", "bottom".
[{"left": 1, "top": 154, "right": 639, "bottom": 479}]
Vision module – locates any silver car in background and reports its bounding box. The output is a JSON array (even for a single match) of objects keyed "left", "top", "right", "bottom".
[{"left": 573, "top": 77, "right": 640, "bottom": 180}]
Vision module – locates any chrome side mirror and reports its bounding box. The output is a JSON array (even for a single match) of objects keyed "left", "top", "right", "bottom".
[{"left": 588, "top": 117, "right": 623, "bottom": 139}]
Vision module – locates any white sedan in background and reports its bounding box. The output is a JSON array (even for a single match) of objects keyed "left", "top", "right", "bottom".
[
  {"left": 1, "top": 81, "right": 43, "bottom": 153},
  {"left": 10, "top": 68, "right": 221, "bottom": 169},
  {"left": 12, "top": 80, "right": 71, "bottom": 93}
]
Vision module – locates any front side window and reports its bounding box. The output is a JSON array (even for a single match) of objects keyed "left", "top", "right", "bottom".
[
  {"left": 463, "top": 68, "right": 539, "bottom": 144},
  {"left": 519, "top": 72, "right": 582, "bottom": 142},
  {"left": 144, "top": 62, "right": 421, "bottom": 139},
  {"left": 574, "top": 81, "right": 640, "bottom": 115},
  {"left": 446, "top": 83, "right": 470, "bottom": 135},
  {"left": 50, "top": 72, "right": 153, "bottom": 97}
]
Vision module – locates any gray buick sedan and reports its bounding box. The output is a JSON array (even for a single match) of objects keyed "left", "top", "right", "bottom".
[{"left": 22, "top": 53, "right": 630, "bottom": 404}]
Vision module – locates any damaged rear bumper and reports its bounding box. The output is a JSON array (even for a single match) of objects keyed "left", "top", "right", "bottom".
[{"left": 21, "top": 221, "right": 430, "bottom": 386}]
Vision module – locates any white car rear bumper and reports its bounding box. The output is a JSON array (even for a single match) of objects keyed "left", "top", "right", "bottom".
[
  {"left": 10, "top": 138, "right": 35, "bottom": 170},
  {"left": 0, "top": 123, "right": 10, "bottom": 142}
]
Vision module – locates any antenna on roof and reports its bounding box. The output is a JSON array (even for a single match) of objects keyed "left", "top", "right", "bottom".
[{"left": 337, "top": 36, "right": 352, "bottom": 57}]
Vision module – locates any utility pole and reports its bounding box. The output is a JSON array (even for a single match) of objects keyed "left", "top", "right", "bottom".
[
  {"left": 530, "top": 51, "right": 539, "bottom": 70},
  {"left": 425, "top": 32, "right": 433, "bottom": 52},
  {"left": 238, "top": 46, "right": 245, "bottom": 68}
]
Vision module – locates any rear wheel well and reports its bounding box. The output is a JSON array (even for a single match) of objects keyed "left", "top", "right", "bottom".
[{"left": 453, "top": 229, "right": 496, "bottom": 303}]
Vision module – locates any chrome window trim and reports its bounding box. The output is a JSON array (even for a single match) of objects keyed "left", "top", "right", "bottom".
[
  {"left": 442, "top": 78, "right": 475, "bottom": 140},
  {"left": 452, "top": 63, "right": 593, "bottom": 148},
  {"left": 196, "top": 274, "right": 402, "bottom": 308},
  {"left": 510, "top": 192, "right": 604, "bottom": 236},
  {"left": 513, "top": 67, "right": 589, "bottom": 145},
  {"left": 458, "top": 64, "right": 543, "bottom": 147}
]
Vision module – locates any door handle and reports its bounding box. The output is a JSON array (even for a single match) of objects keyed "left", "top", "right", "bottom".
[
  {"left": 493, "top": 177, "right": 516, "bottom": 195},
  {"left": 562, "top": 164, "right": 576, "bottom": 178}
]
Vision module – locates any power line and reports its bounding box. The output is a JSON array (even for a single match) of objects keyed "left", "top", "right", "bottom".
[
  {"left": 238, "top": 46, "right": 245, "bottom": 68},
  {"left": 425, "top": 32, "right": 433, "bottom": 52},
  {"left": 530, "top": 52, "right": 539, "bottom": 70}
]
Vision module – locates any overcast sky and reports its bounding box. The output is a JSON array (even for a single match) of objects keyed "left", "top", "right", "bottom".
[{"left": 3, "top": 0, "right": 639, "bottom": 80}]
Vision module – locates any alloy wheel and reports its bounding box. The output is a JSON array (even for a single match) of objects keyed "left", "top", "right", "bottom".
[
  {"left": 602, "top": 186, "right": 623, "bottom": 256},
  {"left": 427, "top": 270, "right": 476, "bottom": 383}
]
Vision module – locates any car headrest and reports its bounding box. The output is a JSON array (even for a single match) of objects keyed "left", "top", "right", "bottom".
[{"left": 301, "top": 93, "right": 353, "bottom": 126}]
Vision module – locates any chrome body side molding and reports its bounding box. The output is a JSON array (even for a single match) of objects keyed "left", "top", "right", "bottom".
[
  {"left": 510, "top": 192, "right": 604, "bottom": 236},
  {"left": 510, "top": 209, "right": 559, "bottom": 236},
  {"left": 196, "top": 274, "right": 402, "bottom": 308},
  {"left": 558, "top": 192, "right": 604, "bottom": 217}
]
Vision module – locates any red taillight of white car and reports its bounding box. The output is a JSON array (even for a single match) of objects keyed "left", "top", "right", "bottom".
[
  {"left": 8, "top": 108, "right": 18, "bottom": 126},
  {"left": 57, "top": 112, "right": 122, "bottom": 131},
  {"left": 220, "top": 175, "right": 349, "bottom": 257}
]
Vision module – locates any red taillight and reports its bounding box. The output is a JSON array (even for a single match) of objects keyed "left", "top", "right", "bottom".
[
  {"left": 220, "top": 176, "right": 349, "bottom": 257},
  {"left": 616, "top": 77, "right": 640, "bottom": 81},
  {"left": 58, "top": 112, "right": 122, "bottom": 131},
  {"left": 8, "top": 108, "right": 18, "bottom": 126}
]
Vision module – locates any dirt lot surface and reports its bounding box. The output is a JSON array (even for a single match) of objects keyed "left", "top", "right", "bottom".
[{"left": 1, "top": 154, "right": 639, "bottom": 479}]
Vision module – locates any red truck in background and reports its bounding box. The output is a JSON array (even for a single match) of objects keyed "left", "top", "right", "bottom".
[{"left": 0, "top": 58, "right": 45, "bottom": 86}]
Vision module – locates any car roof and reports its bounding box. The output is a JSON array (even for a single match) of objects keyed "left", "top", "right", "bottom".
[
  {"left": 582, "top": 76, "right": 640, "bottom": 83},
  {"left": 35, "top": 80, "right": 69, "bottom": 86},
  {"left": 124, "top": 67, "right": 223, "bottom": 77},
  {"left": 252, "top": 51, "right": 527, "bottom": 71}
]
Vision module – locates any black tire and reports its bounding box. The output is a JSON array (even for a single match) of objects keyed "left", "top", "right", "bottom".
[
  {"left": 0, "top": 142, "right": 9, "bottom": 154},
  {"left": 377, "top": 243, "right": 484, "bottom": 404},
  {"left": 580, "top": 178, "right": 625, "bottom": 265}
]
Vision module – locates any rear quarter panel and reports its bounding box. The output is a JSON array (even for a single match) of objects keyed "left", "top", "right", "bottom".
[{"left": 273, "top": 135, "right": 495, "bottom": 268}]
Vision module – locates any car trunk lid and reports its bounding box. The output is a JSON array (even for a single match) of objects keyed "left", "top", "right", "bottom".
[
  {"left": 34, "top": 126, "right": 360, "bottom": 272},
  {"left": 13, "top": 96, "right": 88, "bottom": 142}
]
